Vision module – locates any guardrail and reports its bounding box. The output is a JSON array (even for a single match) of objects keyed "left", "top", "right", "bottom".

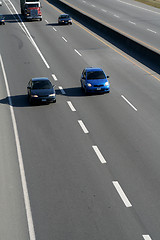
[{"left": 49, "top": 0, "right": 160, "bottom": 74}]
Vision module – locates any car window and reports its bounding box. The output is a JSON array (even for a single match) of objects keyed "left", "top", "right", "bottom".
[
  {"left": 61, "top": 15, "right": 69, "bottom": 19},
  {"left": 32, "top": 80, "right": 52, "bottom": 89},
  {"left": 87, "top": 71, "right": 106, "bottom": 80}
]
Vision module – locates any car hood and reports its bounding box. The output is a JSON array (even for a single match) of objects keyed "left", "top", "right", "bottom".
[
  {"left": 86, "top": 79, "right": 109, "bottom": 85},
  {"left": 31, "top": 88, "right": 54, "bottom": 96}
]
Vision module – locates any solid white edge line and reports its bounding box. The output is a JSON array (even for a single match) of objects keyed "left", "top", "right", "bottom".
[
  {"left": 58, "top": 86, "right": 66, "bottom": 94},
  {"left": 117, "top": 0, "right": 160, "bottom": 14},
  {"left": 0, "top": 54, "right": 36, "bottom": 240},
  {"left": 78, "top": 120, "right": 89, "bottom": 133},
  {"left": 92, "top": 146, "right": 106, "bottom": 163},
  {"left": 67, "top": 101, "right": 76, "bottom": 111},
  {"left": 52, "top": 74, "right": 58, "bottom": 81},
  {"left": 74, "top": 49, "right": 82, "bottom": 56},
  {"left": 113, "top": 181, "right": 132, "bottom": 207},
  {"left": 142, "top": 235, "right": 152, "bottom": 240},
  {"left": 121, "top": 95, "right": 137, "bottom": 111},
  {"left": 4, "top": 0, "right": 50, "bottom": 69}
]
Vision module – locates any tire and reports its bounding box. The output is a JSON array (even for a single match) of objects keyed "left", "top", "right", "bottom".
[{"left": 40, "top": 18, "right": 42, "bottom": 21}]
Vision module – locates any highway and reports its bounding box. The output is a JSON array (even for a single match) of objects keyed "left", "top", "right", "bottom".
[
  {"left": 0, "top": 0, "right": 160, "bottom": 239},
  {"left": 59, "top": 0, "right": 160, "bottom": 52}
]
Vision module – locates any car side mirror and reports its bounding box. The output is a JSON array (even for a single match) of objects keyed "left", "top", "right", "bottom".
[
  {"left": 27, "top": 86, "right": 31, "bottom": 89},
  {"left": 107, "top": 76, "right": 109, "bottom": 78}
]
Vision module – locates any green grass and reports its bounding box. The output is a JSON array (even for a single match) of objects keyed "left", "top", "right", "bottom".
[{"left": 134, "top": 0, "right": 160, "bottom": 8}]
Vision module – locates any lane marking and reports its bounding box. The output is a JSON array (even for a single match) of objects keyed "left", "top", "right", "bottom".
[
  {"left": 74, "top": 49, "right": 82, "bottom": 56},
  {"left": 143, "top": 235, "right": 152, "bottom": 240},
  {"left": 52, "top": 74, "right": 58, "bottom": 81},
  {"left": 113, "top": 181, "right": 132, "bottom": 207},
  {"left": 101, "top": 9, "right": 107, "bottom": 12},
  {"left": 0, "top": 54, "right": 36, "bottom": 240},
  {"left": 129, "top": 21, "right": 136, "bottom": 25},
  {"left": 4, "top": 0, "right": 50, "bottom": 69},
  {"left": 45, "top": 19, "right": 48, "bottom": 23},
  {"left": 91, "top": 4, "right": 95, "bottom": 7},
  {"left": 121, "top": 95, "right": 137, "bottom": 111},
  {"left": 78, "top": 120, "right": 89, "bottom": 133},
  {"left": 53, "top": 27, "right": 57, "bottom": 31},
  {"left": 62, "top": 36, "right": 68, "bottom": 42},
  {"left": 114, "top": 14, "right": 120, "bottom": 18},
  {"left": 147, "top": 29, "right": 156, "bottom": 34},
  {"left": 67, "top": 101, "right": 76, "bottom": 111},
  {"left": 58, "top": 86, "right": 66, "bottom": 94},
  {"left": 92, "top": 146, "right": 106, "bottom": 163},
  {"left": 44, "top": 0, "right": 160, "bottom": 81},
  {"left": 118, "top": 0, "right": 160, "bottom": 15}
]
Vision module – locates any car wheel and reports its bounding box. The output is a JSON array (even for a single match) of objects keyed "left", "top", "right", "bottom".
[{"left": 40, "top": 18, "right": 42, "bottom": 21}]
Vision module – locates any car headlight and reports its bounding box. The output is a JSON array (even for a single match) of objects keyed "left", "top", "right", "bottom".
[
  {"left": 49, "top": 93, "right": 55, "bottom": 97},
  {"left": 104, "top": 82, "right": 109, "bottom": 86},
  {"left": 31, "top": 94, "right": 38, "bottom": 97},
  {"left": 87, "top": 83, "right": 92, "bottom": 87}
]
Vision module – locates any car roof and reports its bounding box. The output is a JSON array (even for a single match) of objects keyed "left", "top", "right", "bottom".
[
  {"left": 85, "top": 67, "right": 103, "bottom": 72},
  {"left": 31, "top": 77, "right": 50, "bottom": 82}
]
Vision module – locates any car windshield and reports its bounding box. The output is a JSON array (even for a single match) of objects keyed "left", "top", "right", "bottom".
[
  {"left": 32, "top": 80, "right": 52, "bottom": 89},
  {"left": 87, "top": 71, "right": 106, "bottom": 80},
  {"left": 25, "top": 4, "right": 39, "bottom": 8},
  {"left": 60, "top": 15, "right": 69, "bottom": 19}
]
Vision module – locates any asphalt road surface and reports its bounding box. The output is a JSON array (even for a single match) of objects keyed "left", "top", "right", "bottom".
[
  {"left": 60, "top": 0, "right": 160, "bottom": 53},
  {"left": 0, "top": 0, "right": 160, "bottom": 239}
]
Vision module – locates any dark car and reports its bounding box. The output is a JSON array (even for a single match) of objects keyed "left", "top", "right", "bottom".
[
  {"left": 0, "top": 15, "right": 5, "bottom": 25},
  {"left": 27, "top": 77, "right": 56, "bottom": 104},
  {"left": 58, "top": 14, "right": 72, "bottom": 25},
  {"left": 80, "top": 67, "right": 110, "bottom": 94}
]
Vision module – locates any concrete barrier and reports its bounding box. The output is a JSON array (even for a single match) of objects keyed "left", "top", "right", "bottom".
[{"left": 49, "top": 0, "right": 160, "bottom": 73}]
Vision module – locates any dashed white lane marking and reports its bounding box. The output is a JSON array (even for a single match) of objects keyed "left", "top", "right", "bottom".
[
  {"left": 147, "top": 28, "right": 156, "bottom": 34},
  {"left": 92, "top": 146, "right": 106, "bottom": 163},
  {"left": 91, "top": 4, "right": 95, "bottom": 7},
  {"left": 121, "top": 95, "right": 137, "bottom": 111},
  {"left": 0, "top": 54, "right": 36, "bottom": 240},
  {"left": 67, "top": 101, "right": 76, "bottom": 111},
  {"left": 78, "top": 120, "right": 89, "bottom": 133},
  {"left": 62, "top": 37, "right": 67, "bottom": 42},
  {"left": 58, "top": 86, "right": 66, "bottom": 94},
  {"left": 113, "top": 181, "right": 132, "bottom": 207},
  {"left": 101, "top": 9, "right": 107, "bottom": 12},
  {"left": 45, "top": 19, "right": 48, "bottom": 23},
  {"left": 52, "top": 74, "right": 57, "bottom": 81},
  {"left": 142, "top": 235, "right": 152, "bottom": 240},
  {"left": 129, "top": 21, "right": 136, "bottom": 25},
  {"left": 114, "top": 14, "right": 120, "bottom": 18},
  {"left": 74, "top": 49, "right": 82, "bottom": 56},
  {"left": 53, "top": 27, "right": 57, "bottom": 31}
]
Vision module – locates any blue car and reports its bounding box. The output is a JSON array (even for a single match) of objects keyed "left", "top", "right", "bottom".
[
  {"left": 80, "top": 67, "right": 110, "bottom": 94},
  {"left": 27, "top": 77, "right": 56, "bottom": 104},
  {"left": 58, "top": 14, "right": 72, "bottom": 25}
]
